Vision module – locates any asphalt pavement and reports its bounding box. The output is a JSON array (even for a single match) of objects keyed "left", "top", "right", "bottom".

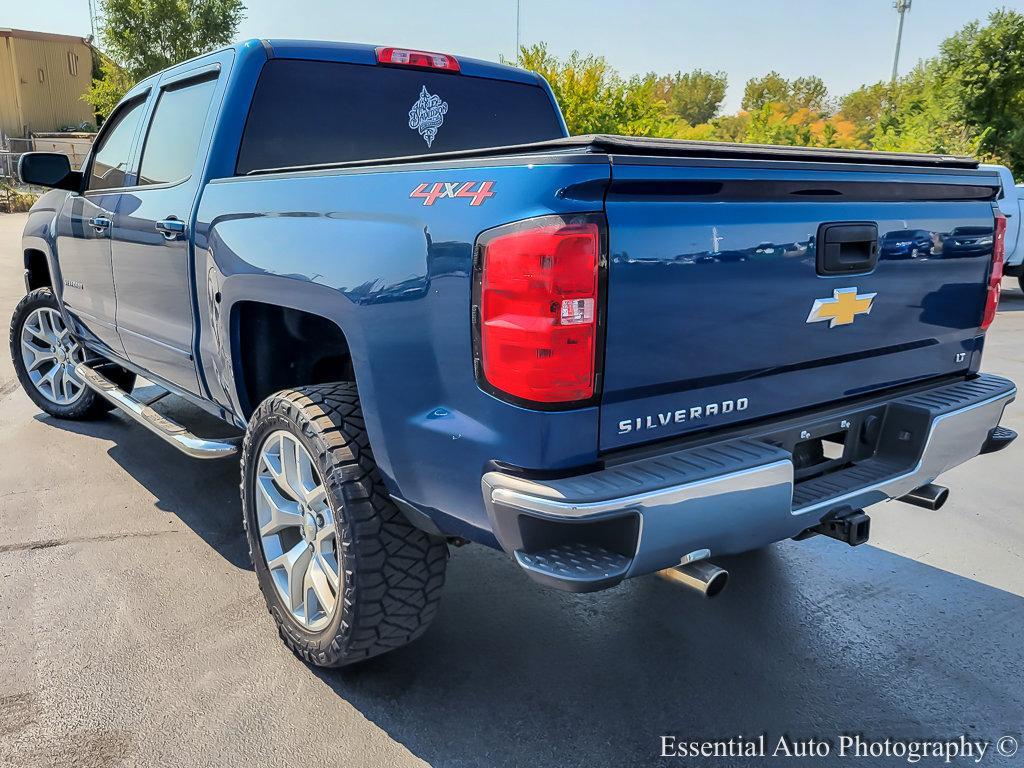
[{"left": 0, "top": 211, "right": 1022, "bottom": 768}]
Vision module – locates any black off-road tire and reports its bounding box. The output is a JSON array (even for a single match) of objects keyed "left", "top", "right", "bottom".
[
  {"left": 9, "top": 288, "right": 135, "bottom": 419},
  {"left": 241, "top": 383, "right": 449, "bottom": 667}
]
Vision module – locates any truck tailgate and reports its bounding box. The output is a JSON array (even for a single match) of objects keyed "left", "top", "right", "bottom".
[{"left": 600, "top": 162, "right": 1000, "bottom": 450}]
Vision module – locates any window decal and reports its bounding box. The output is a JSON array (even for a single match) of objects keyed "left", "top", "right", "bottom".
[{"left": 408, "top": 86, "right": 448, "bottom": 148}]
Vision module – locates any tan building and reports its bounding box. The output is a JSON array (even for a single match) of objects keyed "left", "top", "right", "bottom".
[{"left": 0, "top": 28, "right": 95, "bottom": 140}]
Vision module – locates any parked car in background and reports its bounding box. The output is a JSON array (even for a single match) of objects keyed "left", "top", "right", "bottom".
[
  {"left": 984, "top": 164, "right": 1023, "bottom": 289},
  {"left": 942, "top": 225, "right": 996, "bottom": 258},
  {"left": 880, "top": 228, "right": 933, "bottom": 259},
  {"left": 10, "top": 39, "right": 1018, "bottom": 669}
]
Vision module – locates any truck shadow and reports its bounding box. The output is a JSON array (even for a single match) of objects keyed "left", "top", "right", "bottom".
[
  {"left": 34, "top": 408, "right": 251, "bottom": 570},
  {"left": 33, "top": 407, "right": 1024, "bottom": 768},
  {"left": 311, "top": 542, "right": 1024, "bottom": 768}
]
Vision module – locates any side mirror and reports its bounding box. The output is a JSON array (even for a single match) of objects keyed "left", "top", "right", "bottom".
[{"left": 18, "top": 152, "right": 82, "bottom": 191}]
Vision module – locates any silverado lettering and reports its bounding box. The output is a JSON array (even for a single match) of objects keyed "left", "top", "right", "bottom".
[{"left": 618, "top": 398, "right": 749, "bottom": 434}]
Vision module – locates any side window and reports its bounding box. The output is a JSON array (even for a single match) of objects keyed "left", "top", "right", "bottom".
[
  {"left": 88, "top": 98, "right": 146, "bottom": 191},
  {"left": 138, "top": 77, "right": 217, "bottom": 187}
]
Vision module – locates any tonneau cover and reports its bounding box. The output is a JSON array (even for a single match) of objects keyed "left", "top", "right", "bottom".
[
  {"left": 246, "top": 134, "right": 982, "bottom": 176},
  {"left": 560, "top": 134, "right": 979, "bottom": 169}
]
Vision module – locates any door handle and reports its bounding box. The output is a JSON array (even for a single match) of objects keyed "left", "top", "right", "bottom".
[
  {"left": 155, "top": 217, "right": 187, "bottom": 241},
  {"left": 89, "top": 216, "right": 111, "bottom": 233}
]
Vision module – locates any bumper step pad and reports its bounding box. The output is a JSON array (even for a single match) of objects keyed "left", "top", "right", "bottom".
[
  {"left": 896, "top": 374, "right": 1015, "bottom": 415},
  {"left": 981, "top": 425, "right": 1017, "bottom": 455},
  {"left": 793, "top": 458, "right": 905, "bottom": 511},
  {"left": 515, "top": 543, "right": 631, "bottom": 593}
]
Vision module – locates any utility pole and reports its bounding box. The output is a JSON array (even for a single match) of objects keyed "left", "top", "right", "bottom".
[
  {"left": 515, "top": 0, "right": 522, "bottom": 59},
  {"left": 86, "top": 0, "right": 97, "bottom": 40},
  {"left": 891, "top": 0, "right": 912, "bottom": 83}
]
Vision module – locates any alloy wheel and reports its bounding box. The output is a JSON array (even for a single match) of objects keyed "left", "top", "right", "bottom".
[
  {"left": 19, "top": 307, "right": 87, "bottom": 406},
  {"left": 255, "top": 430, "right": 341, "bottom": 631}
]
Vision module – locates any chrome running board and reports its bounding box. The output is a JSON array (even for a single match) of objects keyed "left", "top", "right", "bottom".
[{"left": 74, "top": 363, "right": 240, "bottom": 459}]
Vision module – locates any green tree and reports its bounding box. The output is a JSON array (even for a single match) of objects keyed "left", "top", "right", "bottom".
[
  {"left": 938, "top": 9, "right": 1024, "bottom": 173},
  {"left": 742, "top": 72, "right": 831, "bottom": 115},
  {"left": 515, "top": 44, "right": 672, "bottom": 136},
  {"left": 652, "top": 69, "right": 727, "bottom": 125},
  {"left": 741, "top": 71, "right": 790, "bottom": 111},
  {"left": 790, "top": 76, "right": 831, "bottom": 115},
  {"left": 707, "top": 113, "right": 749, "bottom": 142},
  {"left": 869, "top": 61, "right": 984, "bottom": 158},
  {"left": 85, "top": 54, "right": 134, "bottom": 120},
  {"left": 86, "top": 0, "right": 245, "bottom": 118},
  {"left": 838, "top": 82, "right": 893, "bottom": 142},
  {"left": 744, "top": 104, "right": 814, "bottom": 146},
  {"left": 514, "top": 9, "right": 1024, "bottom": 163}
]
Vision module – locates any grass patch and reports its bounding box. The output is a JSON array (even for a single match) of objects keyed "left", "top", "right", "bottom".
[{"left": 0, "top": 184, "right": 39, "bottom": 213}]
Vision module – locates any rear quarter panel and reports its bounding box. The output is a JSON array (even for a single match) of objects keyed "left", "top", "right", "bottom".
[{"left": 194, "top": 157, "right": 609, "bottom": 541}]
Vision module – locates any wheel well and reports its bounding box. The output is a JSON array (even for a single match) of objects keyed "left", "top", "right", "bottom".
[
  {"left": 24, "top": 249, "right": 52, "bottom": 290},
  {"left": 233, "top": 301, "right": 354, "bottom": 416}
]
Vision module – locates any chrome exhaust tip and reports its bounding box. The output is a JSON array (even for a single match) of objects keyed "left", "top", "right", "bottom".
[
  {"left": 659, "top": 560, "right": 729, "bottom": 598},
  {"left": 899, "top": 483, "right": 949, "bottom": 511}
]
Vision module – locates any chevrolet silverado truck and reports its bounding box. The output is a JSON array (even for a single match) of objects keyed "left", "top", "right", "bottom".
[{"left": 10, "top": 39, "right": 1018, "bottom": 667}]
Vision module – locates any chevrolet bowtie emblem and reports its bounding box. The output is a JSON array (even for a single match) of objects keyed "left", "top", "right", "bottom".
[{"left": 806, "top": 287, "right": 876, "bottom": 328}]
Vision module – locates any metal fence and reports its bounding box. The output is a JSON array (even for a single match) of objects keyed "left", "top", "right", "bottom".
[
  {"left": 1, "top": 132, "right": 93, "bottom": 183},
  {"left": 0, "top": 136, "right": 32, "bottom": 183}
]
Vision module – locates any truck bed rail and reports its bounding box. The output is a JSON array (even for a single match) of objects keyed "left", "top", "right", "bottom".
[{"left": 243, "top": 134, "right": 983, "bottom": 177}]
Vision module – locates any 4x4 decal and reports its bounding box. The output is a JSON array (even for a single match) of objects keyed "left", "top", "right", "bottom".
[{"left": 410, "top": 181, "right": 495, "bottom": 206}]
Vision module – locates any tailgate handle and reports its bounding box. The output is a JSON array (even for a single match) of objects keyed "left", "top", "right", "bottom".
[{"left": 816, "top": 222, "right": 878, "bottom": 276}]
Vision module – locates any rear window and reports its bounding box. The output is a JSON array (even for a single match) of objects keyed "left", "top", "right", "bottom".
[{"left": 236, "top": 59, "right": 564, "bottom": 174}]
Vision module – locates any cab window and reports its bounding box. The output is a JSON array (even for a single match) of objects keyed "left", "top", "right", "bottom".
[
  {"left": 138, "top": 76, "right": 217, "bottom": 186},
  {"left": 87, "top": 98, "right": 146, "bottom": 191}
]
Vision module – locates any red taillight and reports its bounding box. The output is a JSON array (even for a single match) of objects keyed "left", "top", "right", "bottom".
[
  {"left": 981, "top": 211, "right": 1007, "bottom": 331},
  {"left": 376, "top": 46, "right": 460, "bottom": 73},
  {"left": 476, "top": 216, "right": 602, "bottom": 404}
]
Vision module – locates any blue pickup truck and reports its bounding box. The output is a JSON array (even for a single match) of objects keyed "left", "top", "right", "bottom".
[{"left": 11, "top": 39, "right": 1018, "bottom": 667}]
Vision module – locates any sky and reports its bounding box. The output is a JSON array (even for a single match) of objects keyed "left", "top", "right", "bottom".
[{"left": 6, "top": 0, "right": 1024, "bottom": 112}]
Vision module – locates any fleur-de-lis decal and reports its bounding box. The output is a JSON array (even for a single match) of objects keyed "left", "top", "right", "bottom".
[{"left": 408, "top": 86, "right": 449, "bottom": 148}]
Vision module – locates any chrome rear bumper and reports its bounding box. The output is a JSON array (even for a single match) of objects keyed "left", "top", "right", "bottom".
[{"left": 482, "top": 374, "right": 1016, "bottom": 592}]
